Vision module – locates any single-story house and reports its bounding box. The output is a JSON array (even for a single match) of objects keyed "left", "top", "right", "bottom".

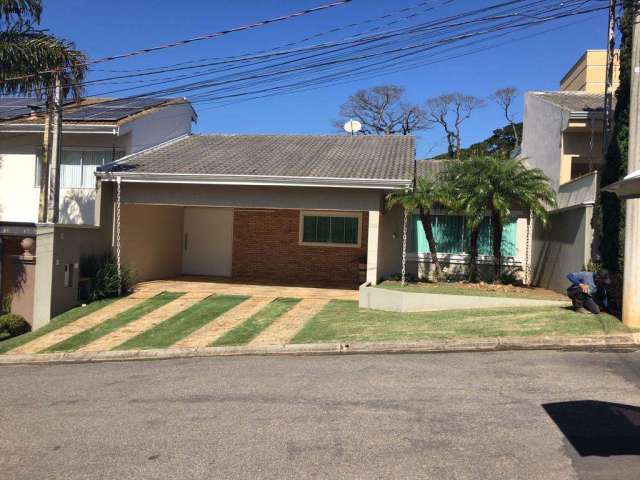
[
  {"left": 95, "top": 136, "right": 532, "bottom": 290},
  {"left": 95, "top": 134, "right": 415, "bottom": 289}
]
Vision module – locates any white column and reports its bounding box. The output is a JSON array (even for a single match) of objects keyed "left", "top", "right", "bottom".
[
  {"left": 623, "top": 10, "right": 640, "bottom": 327},
  {"left": 366, "top": 210, "right": 381, "bottom": 285},
  {"left": 623, "top": 200, "right": 640, "bottom": 326}
]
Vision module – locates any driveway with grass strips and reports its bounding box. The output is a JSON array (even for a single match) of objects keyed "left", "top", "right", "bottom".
[{"left": 0, "top": 278, "right": 636, "bottom": 359}]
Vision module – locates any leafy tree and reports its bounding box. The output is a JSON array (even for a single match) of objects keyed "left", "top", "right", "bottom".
[
  {"left": 386, "top": 174, "right": 450, "bottom": 278},
  {"left": 447, "top": 156, "right": 556, "bottom": 282},
  {"left": 335, "top": 85, "right": 429, "bottom": 135},
  {"left": 0, "top": 0, "right": 87, "bottom": 221},
  {"left": 489, "top": 87, "right": 519, "bottom": 147},
  {"left": 425, "top": 93, "right": 486, "bottom": 159},
  {"left": 435, "top": 122, "right": 522, "bottom": 160}
]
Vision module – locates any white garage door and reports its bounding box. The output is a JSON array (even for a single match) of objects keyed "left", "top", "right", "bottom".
[{"left": 182, "top": 207, "right": 234, "bottom": 277}]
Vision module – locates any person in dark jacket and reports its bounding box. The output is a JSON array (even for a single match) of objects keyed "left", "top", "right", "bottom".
[{"left": 566, "top": 269, "right": 611, "bottom": 314}]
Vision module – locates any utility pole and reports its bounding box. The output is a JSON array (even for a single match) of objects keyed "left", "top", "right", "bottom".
[
  {"left": 623, "top": 5, "right": 640, "bottom": 327},
  {"left": 46, "top": 73, "right": 63, "bottom": 224},
  {"left": 37, "top": 92, "right": 52, "bottom": 223},
  {"left": 603, "top": 0, "right": 618, "bottom": 152}
]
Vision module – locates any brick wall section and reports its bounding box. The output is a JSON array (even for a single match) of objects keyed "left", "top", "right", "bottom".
[{"left": 232, "top": 209, "right": 368, "bottom": 287}]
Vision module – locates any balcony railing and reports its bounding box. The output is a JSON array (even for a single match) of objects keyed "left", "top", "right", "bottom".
[{"left": 556, "top": 170, "right": 598, "bottom": 210}]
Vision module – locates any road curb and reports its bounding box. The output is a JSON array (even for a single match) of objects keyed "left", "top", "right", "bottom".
[{"left": 1, "top": 334, "right": 640, "bottom": 365}]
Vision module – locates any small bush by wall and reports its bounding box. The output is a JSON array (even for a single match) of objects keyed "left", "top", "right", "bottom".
[
  {"left": 79, "top": 252, "right": 132, "bottom": 301},
  {"left": 0, "top": 313, "right": 31, "bottom": 341}
]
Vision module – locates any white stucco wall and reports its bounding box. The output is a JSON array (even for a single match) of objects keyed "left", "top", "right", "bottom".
[
  {"left": 119, "top": 103, "right": 194, "bottom": 154},
  {"left": 520, "top": 93, "right": 567, "bottom": 192},
  {"left": 530, "top": 206, "right": 593, "bottom": 293},
  {"left": 0, "top": 148, "right": 40, "bottom": 223}
]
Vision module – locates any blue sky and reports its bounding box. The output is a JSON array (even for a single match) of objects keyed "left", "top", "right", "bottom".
[{"left": 40, "top": 0, "right": 609, "bottom": 157}]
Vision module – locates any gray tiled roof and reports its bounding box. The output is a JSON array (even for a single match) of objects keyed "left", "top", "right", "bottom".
[
  {"left": 104, "top": 134, "right": 415, "bottom": 181},
  {"left": 416, "top": 159, "right": 448, "bottom": 178},
  {"left": 532, "top": 91, "right": 607, "bottom": 112}
]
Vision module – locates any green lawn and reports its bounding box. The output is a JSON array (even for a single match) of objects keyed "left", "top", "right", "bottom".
[
  {"left": 212, "top": 297, "right": 301, "bottom": 347},
  {"left": 291, "top": 300, "right": 632, "bottom": 343},
  {"left": 378, "top": 280, "right": 567, "bottom": 301},
  {"left": 0, "top": 298, "right": 118, "bottom": 354},
  {"left": 116, "top": 295, "right": 248, "bottom": 350},
  {"left": 44, "top": 292, "right": 184, "bottom": 352}
]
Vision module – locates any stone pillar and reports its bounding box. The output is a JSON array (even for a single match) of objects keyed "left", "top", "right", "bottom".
[
  {"left": 32, "top": 225, "right": 55, "bottom": 329},
  {"left": 366, "top": 211, "right": 381, "bottom": 285}
]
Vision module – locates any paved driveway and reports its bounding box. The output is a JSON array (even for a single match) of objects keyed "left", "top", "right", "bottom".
[{"left": 1, "top": 351, "right": 639, "bottom": 479}]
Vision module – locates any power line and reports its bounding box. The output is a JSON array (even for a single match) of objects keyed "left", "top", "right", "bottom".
[
  {"left": 0, "top": 0, "right": 609, "bottom": 115},
  {"left": 0, "top": 0, "right": 353, "bottom": 84}
]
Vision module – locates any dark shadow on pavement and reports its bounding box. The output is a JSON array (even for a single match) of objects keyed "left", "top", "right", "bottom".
[{"left": 543, "top": 400, "right": 640, "bottom": 457}]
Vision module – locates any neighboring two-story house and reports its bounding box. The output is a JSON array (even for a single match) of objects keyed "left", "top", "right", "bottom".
[
  {"left": 0, "top": 97, "right": 196, "bottom": 326},
  {"left": 521, "top": 50, "right": 618, "bottom": 292}
]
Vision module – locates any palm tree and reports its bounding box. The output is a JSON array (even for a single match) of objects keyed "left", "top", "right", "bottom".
[
  {"left": 448, "top": 156, "right": 556, "bottom": 282},
  {"left": 386, "top": 173, "right": 449, "bottom": 280},
  {"left": 1, "top": 0, "right": 87, "bottom": 221}
]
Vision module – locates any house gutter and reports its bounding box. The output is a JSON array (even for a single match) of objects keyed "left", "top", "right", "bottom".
[
  {"left": 97, "top": 171, "right": 412, "bottom": 190},
  {"left": 0, "top": 123, "right": 119, "bottom": 135}
]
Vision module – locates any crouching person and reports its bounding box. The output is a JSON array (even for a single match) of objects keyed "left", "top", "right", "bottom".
[{"left": 566, "top": 269, "right": 611, "bottom": 314}]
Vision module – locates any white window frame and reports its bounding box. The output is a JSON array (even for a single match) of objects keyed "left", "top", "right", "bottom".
[{"left": 299, "top": 210, "right": 362, "bottom": 248}]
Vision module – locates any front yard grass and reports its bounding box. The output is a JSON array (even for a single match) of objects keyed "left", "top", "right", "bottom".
[
  {"left": 0, "top": 298, "right": 118, "bottom": 354},
  {"left": 378, "top": 280, "right": 567, "bottom": 301},
  {"left": 211, "top": 297, "right": 301, "bottom": 347},
  {"left": 44, "top": 292, "right": 184, "bottom": 352},
  {"left": 291, "top": 300, "right": 632, "bottom": 344},
  {"left": 116, "top": 294, "right": 248, "bottom": 350}
]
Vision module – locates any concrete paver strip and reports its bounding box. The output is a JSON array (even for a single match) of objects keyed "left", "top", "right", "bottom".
[
  {"left": 135, "top": 278, "right": 358, "bottom": 300},
  {"left": 249, "top": 298, "right": 329, "bottom": 346},
  {"left": 172, "top": 296, "right": 275, "bottom": 348},
  {"left": 9, "top": 296, "right": 149, "bottom": 354},
  {"left": 77, "top": 293, "right": 210, "bottom": 352}
]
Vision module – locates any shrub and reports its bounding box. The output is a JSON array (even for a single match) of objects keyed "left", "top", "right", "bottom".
[
  {"left": 79, "top": 252, "right": 132, "bottom": 301},
  {"left": 0, "top": 293, "right": 11, "bottom": 315},
  {"left": 0, "top": 313, "right": 31, "bottom": 340}
]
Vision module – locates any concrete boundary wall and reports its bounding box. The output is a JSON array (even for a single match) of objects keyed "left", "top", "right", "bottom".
[{"left": 358, "top": 283, "right": 568, "bottom": 312}]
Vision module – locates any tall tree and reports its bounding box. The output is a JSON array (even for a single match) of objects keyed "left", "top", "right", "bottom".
[
  {"left": 335, "top": 85, "right": 429, "bottom": 135},
  {"left": 596, "top": 0, "right": 635, "bottom": 275},
  {"left": 489, "top": 87, "right": 519, "bottom": 147},
  {"left": 425, "top": 93, "right": 486, "bottom": 159},
  {"left": 0, "top": 0, "right": 87, "bottom": 221},
  {"left": 447, "top": 157, "right": 556, "bottom": 282},
  {"left": 434, "top": 122, "right": 523, "bottom": 160},
  {"left": 386, "top": 173, "right": 449, "bottom": 278}
]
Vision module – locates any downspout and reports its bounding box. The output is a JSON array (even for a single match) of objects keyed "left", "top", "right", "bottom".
[{"left": 115, "top": 176, "right": 122, "bottom": 296}]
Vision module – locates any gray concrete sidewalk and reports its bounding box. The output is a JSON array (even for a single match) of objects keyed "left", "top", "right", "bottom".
[{"left": 1, "top": 333, "right": 639, "bottom": 365}]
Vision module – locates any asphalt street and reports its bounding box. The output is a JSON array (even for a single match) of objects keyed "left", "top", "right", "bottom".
[{"left": 1, "top": 351, "right": 640, "bottom": 479}]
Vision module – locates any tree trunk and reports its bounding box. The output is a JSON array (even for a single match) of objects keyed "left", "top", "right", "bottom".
[
  {"left": 468, "top": 227, "right": 480, "bottom": 283},
  {"left": 491, "top": 210, "right": 503, "bottom": 282},
  {"left": 38, "top": 97, "right": 53, "bottom": 223},
  {"left": 511, "top": 121, "right": 520, "bottom": 147},
  {"left": 419, "top": 207, "right": 441, "bottom": 279}
]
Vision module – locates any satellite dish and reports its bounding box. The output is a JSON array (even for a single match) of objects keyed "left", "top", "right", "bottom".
[{"left": 343, "top": 119, "right": 362, "bottom": 135}]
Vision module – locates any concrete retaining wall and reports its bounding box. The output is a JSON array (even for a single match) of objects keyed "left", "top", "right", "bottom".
[{"left": 359, "top": 283, "right": 568, "bottom": 312}]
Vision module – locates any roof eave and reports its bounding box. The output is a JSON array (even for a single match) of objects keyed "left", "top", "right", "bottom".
[
  {"left": 97, "top": 172, "right": 412, "bottom": 190},
  {"left": 0, "top": 123, "right": 119, "bottom": 135}
]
